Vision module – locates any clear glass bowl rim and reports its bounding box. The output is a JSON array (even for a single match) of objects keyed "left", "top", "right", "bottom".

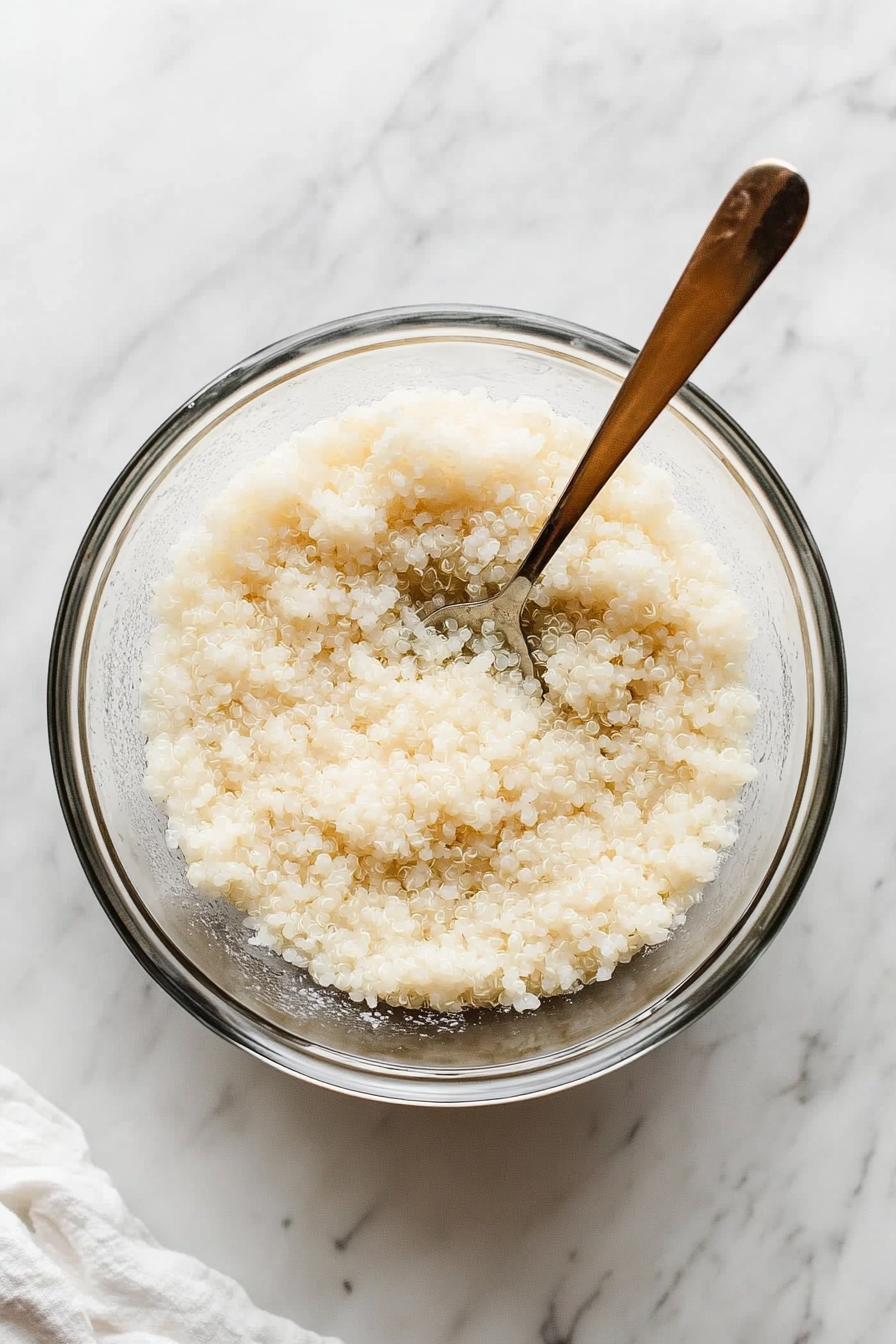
[{"left": 47, "top": 304, "right": 848, "bottom": 1106}]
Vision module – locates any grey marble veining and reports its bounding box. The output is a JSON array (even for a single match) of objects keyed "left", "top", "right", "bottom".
[{"left": 1, "top": 1, "right": 893, "bottom": 1340}]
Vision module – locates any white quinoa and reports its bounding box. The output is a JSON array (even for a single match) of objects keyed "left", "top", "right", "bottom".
[{"left": 141, "top": 389, "right": 757, "bottom": 1013}]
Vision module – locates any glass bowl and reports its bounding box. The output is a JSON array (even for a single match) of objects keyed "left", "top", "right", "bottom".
[{"left": 48, "top": 306, "right": 846, "bottom": 1105}]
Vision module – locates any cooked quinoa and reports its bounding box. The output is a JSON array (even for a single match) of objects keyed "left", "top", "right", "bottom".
[{"left": 141, "top": 389, "right": 757, "bottom": 1013}]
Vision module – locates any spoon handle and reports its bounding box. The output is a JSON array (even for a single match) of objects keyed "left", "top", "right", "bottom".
[{"left": 516, "top": 160, "right": 809, "bottom": 585}]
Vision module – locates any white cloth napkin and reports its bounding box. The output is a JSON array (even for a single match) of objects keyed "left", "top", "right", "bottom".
[{"left": 0, "top": 1065, "right": 342, "bottom": 1344}]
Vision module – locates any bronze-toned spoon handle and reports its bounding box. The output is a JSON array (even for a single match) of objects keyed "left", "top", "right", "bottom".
[{"left": 516, "top": 161, "right": 809, "bottom": 585}]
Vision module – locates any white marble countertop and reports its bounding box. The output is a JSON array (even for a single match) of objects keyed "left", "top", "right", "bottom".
[{"left": 2, "top": 2, "right": 893, "bottom": 1340}]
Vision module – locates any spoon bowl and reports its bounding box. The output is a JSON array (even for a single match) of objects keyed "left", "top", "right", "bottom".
[{"left": 423, "top": 574, "right": 537, "bottom": 679}]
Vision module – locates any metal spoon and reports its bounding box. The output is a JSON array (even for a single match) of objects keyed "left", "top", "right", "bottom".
[{"left": 423, "top": 160, "right": 809, "bottom": 680}]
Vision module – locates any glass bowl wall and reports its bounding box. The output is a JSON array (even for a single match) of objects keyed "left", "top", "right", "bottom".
[{"left": 48, "top": 307, "right": 846, "bottom": 1104}]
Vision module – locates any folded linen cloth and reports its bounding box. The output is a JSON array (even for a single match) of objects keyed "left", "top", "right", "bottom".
[{"left": 0, "top": 1065, "right": 341, "bottom": 1344}]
